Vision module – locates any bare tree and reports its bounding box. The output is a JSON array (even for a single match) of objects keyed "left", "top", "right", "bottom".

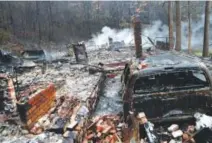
[
  {"left": 175, "top": 1, "right": 181, "bottom": 51},
  {"left": 82, "top": 1, "right": 92, "bottom": 36},
  {"left": 7, "top": 2, "right": 14, "bottom": 34},
  {"left": 36, "top": 1, "right": 41, "bottom": 46},
  {"left": 47, "top": 1, "right": 53, "bottom": 41},
  {"left": 188, "top": 1, "right": 192, "bottom": 53},
  {"left": 0, "top": 1, "right": 207, "bottom": 44},
  {"left": 203, "top": 1, "right": 211, "bottom": 57},
  {"left": 168, "top": 1, "right": 174, "bottom": 50}
]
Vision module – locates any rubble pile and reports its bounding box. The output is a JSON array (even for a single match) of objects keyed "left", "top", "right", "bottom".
[
  {"left": 0, "top": 128, "right": 65, "bottom": 143},
  {"left": 0, "top": 91, "right": 16, "bottom": 114},
  {"left": 0, "top": 117, "right": 66, "bottom": 143},
  {"left": 0, "top": 122, "right": 24, "bottom": 139},
  {"left": 138, "top": 112, "right": 212, "bottom": 143},
  {"left": 29, "top": 95, "right": 92, "bottom": 143},
  {"left": 83, "top": 114, "right": 123, "bottom": 143},
  {"left": 29, "top": 96, "right": 82, "bottom": 134},
  {"left": 17, "top": 83, "right": 56, "bottom": 130},
  {"left": 0, "top": 93, "right": 90, "bottom": 143},
  {"left": 18, "top": 63, "right": 101, "bottom": 101},
  {"left": 88, "top": 47, "right": 134, "bottom": 65},
  {"left": 153, "top": 123, "right": 196, "bottom": 143},
  {"left": 0, "top": 62, "right": 103, "bottom": 142},
  {"left": 2, "top": 43, "right": 212, "bottom": 143},
  {"left": 0, "top": 44, "right": 133, "bottom": 142},
  {"left": 0, "top": 75, "right": 17, "bottom": 115}
]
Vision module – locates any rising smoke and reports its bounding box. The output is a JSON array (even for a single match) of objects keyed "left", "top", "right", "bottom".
[
  {"left": 85, "top": 22, "right": 168, "bottom": 50},
  {"left": 86, "top": 14, "right": 212, "bottom": 51},
  {"left": 181, "top": 14, "right": 212, "bottom": 50},
  {"left": 85, "top": 27, "right": 133, "bottom": 51}
]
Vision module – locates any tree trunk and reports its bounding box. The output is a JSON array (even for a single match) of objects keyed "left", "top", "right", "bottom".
[
  {"left": 86, "top": 3, "right": 91, "bottom": 36},
  {"left": 48, "top": 1, "right": 53, "bottom": 41},
  {"left": 188, "top": 1, "right": 192, "bottom": 54},
  {"left": 97, "top": 1, "right": 100, "bottom": 27},
  {"left": 175, "top": 1, "right": 181, "bottom": 51},
  {"left": 36, "top": 1, "right": 41, "bottom": 47},
  {"left": 168, "top": 1, "right": 174, "bottom": 50},
  {"left": 7, "top": 2, "right": 14, "bottom": 34},
  {"left": 203, "top": 1, "right": 211, "bottom": 57}
]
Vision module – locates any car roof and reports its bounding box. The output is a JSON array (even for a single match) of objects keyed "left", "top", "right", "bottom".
[
  {"left": 143, "top": 51, "right": 200, "bottom": 67},
  {"left": 129, "top": 51, "right": 208, "bottom": 76}
]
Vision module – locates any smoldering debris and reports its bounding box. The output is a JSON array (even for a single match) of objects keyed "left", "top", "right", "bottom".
[
  {"left": 0, "top": 45, "right": 133, "bottom": 143},
  {"left": 86, "top": 14, "right": 212, "bottom": 51},
  {"left": 83, "top": 114, "right": 124, "bottom": 143},
  {"left": 1, "top": 39, "right": 212, "bottom": 143},
  {"left": 137, "top": 112, "right": 212, "bottom": 143}
]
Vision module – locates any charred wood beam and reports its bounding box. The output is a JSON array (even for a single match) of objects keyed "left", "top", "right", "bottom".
[
  {"left": 203, "top": 1, "right": 211, "bottom": 57},
  {"left": 149, "top": 115, "right": 194, "bottom": 124},
  {"left": 147, "top": 37, "right": 156, "bottom": 48},
  {"left": 133, "top": 14, "right": 142, "bottom": 58}
]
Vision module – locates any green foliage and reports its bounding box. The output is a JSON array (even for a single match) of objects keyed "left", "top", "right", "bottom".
[{"left": 193, "top": 49, "right": 212, "bottom": 57}]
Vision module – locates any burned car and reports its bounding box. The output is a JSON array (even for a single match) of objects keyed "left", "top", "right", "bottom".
[{"left": 121, "top": 51, "right": 212, "bottom": 142}]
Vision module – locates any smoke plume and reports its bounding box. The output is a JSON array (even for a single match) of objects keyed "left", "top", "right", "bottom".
[{"left": 86, "top": 14, "right": 212, "bottom": 51}]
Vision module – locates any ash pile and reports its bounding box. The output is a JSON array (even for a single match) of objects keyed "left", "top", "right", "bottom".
[
  {"left": 0, "top": 62, "right": 102, "bottom": 143},
  {"left": 0, "top": 41, "right": 132, "bottom": 143}
]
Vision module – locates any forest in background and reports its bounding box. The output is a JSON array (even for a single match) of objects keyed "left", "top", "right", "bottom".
[{"left": 0, "top": 1, "right": 207, "bottom": 47}]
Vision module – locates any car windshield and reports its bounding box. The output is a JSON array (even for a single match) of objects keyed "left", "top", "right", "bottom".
[{"left": 134, "top": 69, "right": 210, "bottom": 94}]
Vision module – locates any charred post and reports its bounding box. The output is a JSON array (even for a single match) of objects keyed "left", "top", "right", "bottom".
[
  {"left": 133, "top": 14, "right": 142, "bottom": 58},
  {"left": 203, "top": 1, "right": 211, "bottom": 57}
]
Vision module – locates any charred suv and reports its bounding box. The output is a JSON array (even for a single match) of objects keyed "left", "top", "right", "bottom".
[{"left": 121, "top": 51, "right": 212, "bottom": 122}]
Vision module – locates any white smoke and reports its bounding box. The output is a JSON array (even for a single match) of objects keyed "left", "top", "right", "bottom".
[
  {"left": 181, "top": 14, "right": 212, "bottom": 50},
  {"left": 85, "top": 22, "right": 169, "bottom": 51},
  {"left": 93, "top": 26, "right": 133, "bottom": 45},
  {"left": 86, "top": 14, "right": 212, "bottom": 51},
  {"left": 142, "top": 21, "right": 169, "bottom": 47},
  {"left": 85, "top": 26, "right": 133, "bottom": 50}
]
